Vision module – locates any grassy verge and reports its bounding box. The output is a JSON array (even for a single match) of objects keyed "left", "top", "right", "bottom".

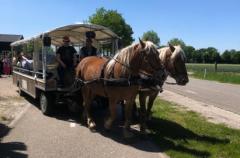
[
  {"left": 190, "top": 71, "right": 240, "bottom": 84},
  {"left": 186, "top": 64, "right": 240, "bottom": 84},
  {"left": 148, "top": 98, "right": 240, "bottom": 158}
]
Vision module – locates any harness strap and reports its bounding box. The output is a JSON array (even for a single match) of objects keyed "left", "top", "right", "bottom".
[
  {"left": 101, "top": 59, "right": 112, "bottom": 97},
  {"left": 100, "top": 58, "right": 111, "bottom": 78}
]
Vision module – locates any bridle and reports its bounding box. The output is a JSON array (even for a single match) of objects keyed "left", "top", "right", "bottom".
[
  {"left": 164, "top": 52, "right": 187, "bottom": 80},
  {"left": 110, "top": 51, "right": 164, "bottom": 81}
]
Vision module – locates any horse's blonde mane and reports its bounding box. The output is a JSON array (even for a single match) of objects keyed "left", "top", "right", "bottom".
[
  {"left": 158, "top": 45, "right": 186, "bottom": 64},
  {"left": 105, "top": 43, "right": 135, "bottom": 76},
  {"left": 144, "top": 41, "right": 158, "bottom": 54},
  {"left": 106, "top": 41, "right": 158, "bottom": 76}
]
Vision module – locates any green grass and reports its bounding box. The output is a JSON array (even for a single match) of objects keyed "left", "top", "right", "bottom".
[
  {"left": 191, "top": 71, "right": 240, "bottom": 84},
  {"left": 187, "top": 64, "right": 240, "bottom": 73},
  {"left": 148, "top": 98, "right": 240, "bottom": 158},
  {"left": 186, "top": 64, "right": 240, "bottom": 84}
]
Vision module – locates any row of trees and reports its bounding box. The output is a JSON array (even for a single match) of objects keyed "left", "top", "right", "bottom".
[
  {"left": 142, "top": 32, "right": 240, "bottom": 64},
  {"left": 167, "top": 38, "right": 240, "bottom": 64},
  {"left": 88, "top": 8, "right": 240, "bottom": 64}
]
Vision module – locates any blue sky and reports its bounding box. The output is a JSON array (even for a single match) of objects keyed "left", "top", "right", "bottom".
[{"left": 1, "top": 0, "right": 240, "bottom": 52}]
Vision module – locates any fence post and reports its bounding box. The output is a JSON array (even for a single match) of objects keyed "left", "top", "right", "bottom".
[
  {"left": 214, "top": 61, "right": 218, "bottom": 72},
  {"left": 204, "top": 68, "right": 207, "bottom": 79}
]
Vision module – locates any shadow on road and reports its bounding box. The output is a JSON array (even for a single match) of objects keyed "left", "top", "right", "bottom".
[
  {"left": 147, "top": 117, "right": 230, "bottom": 157},
  {"left": 0, "top": 123, "right": 27, "bottom": 158},
  {"left": 22, "top": 95, "right": 229, "bottom": 156},
  {"left": 26, "top": 96, "right": 163, "bottom": 153}
]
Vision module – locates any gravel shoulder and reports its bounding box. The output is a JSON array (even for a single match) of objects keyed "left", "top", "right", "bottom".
[
  {"left": 0, "top": 76, "right": 28, "bottom": 125},
  {"left": 160, "top": 90, "right": 240, "bottom": 129}
]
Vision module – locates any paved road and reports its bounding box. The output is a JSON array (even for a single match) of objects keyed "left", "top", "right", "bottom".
[
  {"left": 2, "top": 77, "right": 239, "bottom": 158},
  {"left": 163, "top": 77, "right": 240, "bottom": 115},
  {"left": 1, "top": 102, "right": 167, "bottom": 158}
]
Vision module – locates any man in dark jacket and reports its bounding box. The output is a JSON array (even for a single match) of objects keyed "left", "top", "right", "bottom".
[
  {"left": 79, "top": 38, "right": 97, "bottom": 61},
  {"left": 56, "top": 36, "right": 77, "bottom": 87}
]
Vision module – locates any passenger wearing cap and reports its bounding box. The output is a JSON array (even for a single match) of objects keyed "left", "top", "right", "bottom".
[
  {"left": 80, "top": 38, "right": 97, "bottom": 60},
  {"left": 56, "top": 36, "right": 77, "bottom": 87}
]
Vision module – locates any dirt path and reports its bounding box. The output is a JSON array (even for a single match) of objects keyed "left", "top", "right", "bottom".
[
  {"left": 160, "top": 90, "right": 240, "bottom": 129},
  {"left": 0, "top": 76, "right": 18, "bottom": 98},
  {"left": 0, "top": 76, "right": 27, "bottom": 125}
]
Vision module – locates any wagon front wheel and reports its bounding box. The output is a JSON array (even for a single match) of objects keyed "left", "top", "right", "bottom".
[{"left": 40, "top": 92, "right": 54, "bottom": 115}]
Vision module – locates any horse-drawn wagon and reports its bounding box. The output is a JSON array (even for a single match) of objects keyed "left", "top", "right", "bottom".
[
  {"left": 11, "top": 23, "right": 187, "bottom": 138},
  {"left": 11, "top": 23, "right": 120, "bottom": 115}
]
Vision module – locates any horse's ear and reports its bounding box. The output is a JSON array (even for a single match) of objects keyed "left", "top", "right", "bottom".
[
  {"left": 168, "top": 43, "right": 175, "bottom": 52},
  {"left": 134, "top": 44, "right": 139, "bottom": 50},
  {"left": 139, "top": 38, "right": 145, "bottom": 48}
]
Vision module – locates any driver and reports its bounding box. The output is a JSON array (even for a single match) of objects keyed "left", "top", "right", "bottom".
[
  {"left": 56, "top": 36, "right": 77, "bottom": 87},
  {"left": 79, "top": 38, "right": 97, "bottom": 61}
]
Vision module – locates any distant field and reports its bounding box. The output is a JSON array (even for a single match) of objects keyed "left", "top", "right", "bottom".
[
  {"left": 187, "top": 64, "right": 240, "bottom": 73},
  {"left": 186, "top": 64, "right": 240, "bottom": 84}
]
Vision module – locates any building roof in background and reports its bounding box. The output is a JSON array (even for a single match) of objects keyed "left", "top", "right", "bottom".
[{"left": 0, "top": 34, "right": 23, "bottom": 42}]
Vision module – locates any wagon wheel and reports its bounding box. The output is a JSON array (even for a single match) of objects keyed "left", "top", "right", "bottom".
[
  {"left": 40, "top": 92, "right": 55, "bottom": 115},
  {"left": 18, "top": 87, "right": 24, "bottom": 97},
  {"left": 17, "top": 81, "right": 24, "bottom": 96}
]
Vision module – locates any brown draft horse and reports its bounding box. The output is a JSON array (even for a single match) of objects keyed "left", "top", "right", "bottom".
[
  {"left": 75, "top": 39, "right": 166, "bottom": 138},
  {"left": 138, "top": 44, "right": 189, "bottom": 132}
]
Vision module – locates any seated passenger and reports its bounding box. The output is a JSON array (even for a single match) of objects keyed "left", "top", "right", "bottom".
[{"left": 17, "top": 53, "right": 33, "bottom": 70}]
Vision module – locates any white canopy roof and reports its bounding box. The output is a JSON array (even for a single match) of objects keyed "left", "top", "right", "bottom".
[{"left": 11, "top": 23, "right": 120, "bottom": 46}]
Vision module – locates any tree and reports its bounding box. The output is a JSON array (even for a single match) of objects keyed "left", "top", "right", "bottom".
[
  {"left": 229, "top": 49, "right": 240, "bottom": 64},
  {"left": 184, "top": 46, "right": 195, "bottom": 63},
  {"left": 221, "top": 50, "right": 232, "bottom": 63},
  {"left": 88, "top": 7, "right": 134, "bottom": 47},
  {"left": 205, "top": 47, "right": 219, "bottom": 63},
  {"left": 202, "top": 50, "right": 209, "bottom": 63},
  {"left": 168, "top": 38, "right": 186, "bottom": 49},
  {"left": 232, "top": 51, "right": 240, "bottom": 64},
  {"left": 142, "top": 30, "right": 160, "bottom": 46},
  {"left": 195, "top": 49, "right": 205, "bottom": 63}
]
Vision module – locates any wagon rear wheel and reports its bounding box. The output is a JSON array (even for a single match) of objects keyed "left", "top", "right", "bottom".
[
  {"left": 18, "top": 87, "right": 24, "bottom": 97},
  {"left": 40, "top": 92, "right": 55, "bottom": 115},
  {"left": 17, "top": 81, "right": 24, "bottom": 96}
]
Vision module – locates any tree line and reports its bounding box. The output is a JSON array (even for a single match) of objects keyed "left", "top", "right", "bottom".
[
  {"left": 88, "top": 7, "right": 240, "bottom": 64},
  {"left": 167, "top": 38, "right": 240, "bottom": 64}
]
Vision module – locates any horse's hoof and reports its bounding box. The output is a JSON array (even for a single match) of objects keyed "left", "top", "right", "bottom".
[
  {"left": 88, "top": 121, "right": 96, "bottom": 132},
  {"left": 89, "top": 127, "right": 96, "bottom": 132}
]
